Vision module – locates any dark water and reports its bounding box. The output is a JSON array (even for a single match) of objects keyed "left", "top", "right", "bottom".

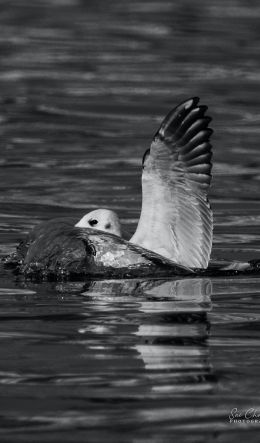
[{"left": 0, "top": 0, "right": 260, "bottom": 441}]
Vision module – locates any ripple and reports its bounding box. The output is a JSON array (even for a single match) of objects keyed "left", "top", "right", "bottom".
[{"left": 0, "top": 0, "right": 260, "bottom": 441}]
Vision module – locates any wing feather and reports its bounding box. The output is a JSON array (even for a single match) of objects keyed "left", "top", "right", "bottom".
[{"left": 130, "top": 97, "right": 213, "bottom": 269}]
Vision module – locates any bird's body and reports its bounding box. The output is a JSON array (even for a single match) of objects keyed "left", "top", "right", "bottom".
[{"left": 9, "top": 223, "right": 192, "bottom": 279}]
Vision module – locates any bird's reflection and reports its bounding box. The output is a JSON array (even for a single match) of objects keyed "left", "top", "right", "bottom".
[
  {"left": 55, "top": 276, "right": 212, "bottom": 301},
  {"left": 11, "top": 275, "right": 214, "bottom": 395},
  {"left": 77, "top": 277, "right": 214, "bottom": 394}
]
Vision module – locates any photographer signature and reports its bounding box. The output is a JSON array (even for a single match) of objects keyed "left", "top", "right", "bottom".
[{"left": 229, "top": 408, "right": 260, "bottom": 423}]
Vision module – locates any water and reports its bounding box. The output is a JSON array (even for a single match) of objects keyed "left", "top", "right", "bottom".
[{"left": 0, "top": 0, "right": 260, "bottom": 441}]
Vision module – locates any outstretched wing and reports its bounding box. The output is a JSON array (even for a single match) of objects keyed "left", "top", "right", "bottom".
[{"left": 130, "top": 97, "right": 213, "bottom": 269}]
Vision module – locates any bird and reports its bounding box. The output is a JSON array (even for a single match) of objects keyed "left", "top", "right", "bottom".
[{"left": 4, "top": 97, "right": 213, "bottom": 280}]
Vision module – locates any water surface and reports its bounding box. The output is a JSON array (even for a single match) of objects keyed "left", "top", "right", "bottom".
[{"left": 0, "top": 0, "right": 260, "bottom": 441}]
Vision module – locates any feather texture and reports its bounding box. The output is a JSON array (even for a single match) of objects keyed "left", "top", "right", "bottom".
[
  {"left": 130, "top": 97, "right": 213, "bottom": 268},
  {"left": 16, "top": 227, "right": 192, "bottom": 278}
]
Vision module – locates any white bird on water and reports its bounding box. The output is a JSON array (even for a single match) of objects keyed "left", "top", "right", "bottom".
[{"left": 6, "top": 97, "right": 214, "bottom": 278}]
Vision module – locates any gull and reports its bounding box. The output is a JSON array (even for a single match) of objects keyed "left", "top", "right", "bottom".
[{"left": 4, "top": 97, "right": 213, "bottom": 278}]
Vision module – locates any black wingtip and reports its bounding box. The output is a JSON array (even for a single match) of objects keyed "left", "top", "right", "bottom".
[
  {"left": 155, "top": 97, "right": 212, "bottom": 145},
  {"left": 187, "top": 97, "right": 200, "bottom": 108},
  {"left": 191, "top": 96, "right": 200, "bottom": 103},
  {"left": 155, "top": 97, "right": 202, "bottom": 140},
  {"left": 151, "top": 97, "right": 213, "bottom": 186}
]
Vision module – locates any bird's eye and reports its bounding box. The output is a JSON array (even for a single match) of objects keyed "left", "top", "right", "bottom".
[{"left": 89, "top": 219, "right": 98, "bottom": 226}]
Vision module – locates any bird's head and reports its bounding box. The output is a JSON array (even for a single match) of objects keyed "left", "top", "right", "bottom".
[{"left": 75, "top": 209, "right": 122, "bottom": 236}]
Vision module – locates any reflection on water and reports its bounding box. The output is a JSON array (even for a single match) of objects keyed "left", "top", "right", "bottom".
[
  {"left": 0, "top": 0, "right": 260, "bottom": 441},
  {"left": 0, "top": 277, "right": 214, "bottom": 437},
  {"left": 0, "top": 273, "right": 260, "bottom": 440}
]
